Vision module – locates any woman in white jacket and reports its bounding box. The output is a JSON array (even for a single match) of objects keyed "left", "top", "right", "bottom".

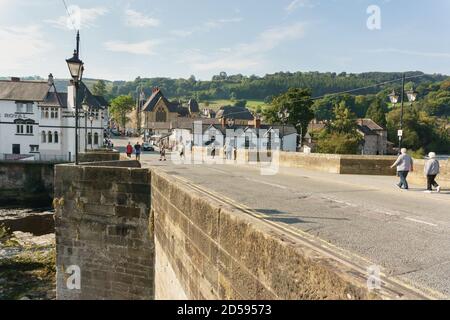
[{"left": 424, "top": 152, "right": 440, "bottom": 193}]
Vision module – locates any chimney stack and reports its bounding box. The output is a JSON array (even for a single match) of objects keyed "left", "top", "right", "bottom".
[
  {"left": 254, "top": 117, "right": 261, "bottom": 129},
  {"left": 221, "top": 117, "right": 226, "bottom": 128},
  {"left": 48, "top": 73, "right": 54, "bottom": 86}
]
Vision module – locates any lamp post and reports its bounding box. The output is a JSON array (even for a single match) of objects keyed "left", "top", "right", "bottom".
[
  {"left": 277, "top": 108, "right": 290, "bottom": 151},
  {"left": 388, "top": 73, "right": 418, "bottom": 152},
  {"left": 89, "top": 114, "right": 94, "bottom": 150},
  {"left": 82, "top": 97, "right": 89, "bottom": 152},
  {"left": 66, "top": 31, "right": 84, "bottom": 165}
]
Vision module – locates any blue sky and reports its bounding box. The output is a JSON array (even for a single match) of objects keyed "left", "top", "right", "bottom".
[{"left": 0, "top": 0, "right": 449, "bottom": 81}]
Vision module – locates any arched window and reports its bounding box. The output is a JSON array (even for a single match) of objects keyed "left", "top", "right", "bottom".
[
  {"left": 45, "top": 108, "right": 49, "bottom": 118},
  {"left": 94, "top": 132, "right": 99, "bottom": 145},
  {"left": 54, "top": 131, "right": 59, "bottom": 144},
  {"left": 48, "top": 131, "right": 53, "bottom": 143},
  {"left": 156, "top": 107, "right": 167, "bottom": 122},
  {"left": 41, "top": 131, "right": 46, "bottom": 143},
  {"left": 88, "top": 132, "right": 92, "bottom": 145}
]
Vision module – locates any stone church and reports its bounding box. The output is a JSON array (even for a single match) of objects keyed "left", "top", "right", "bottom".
[{"left": 140, "top": 87, "right": 200, "bottom": 136}]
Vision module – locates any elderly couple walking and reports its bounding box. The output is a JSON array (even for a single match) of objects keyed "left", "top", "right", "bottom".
[{"left": 391, "top": 148, "right": 441, "bottom": 193}]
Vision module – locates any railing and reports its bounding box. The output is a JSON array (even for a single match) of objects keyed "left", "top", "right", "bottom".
[{"left": 0, "top": 153, "right": 71, "bottom": 163}]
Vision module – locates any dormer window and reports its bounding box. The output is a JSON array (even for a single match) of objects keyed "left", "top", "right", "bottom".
[{"left": 16, "top": 102, "right": 24, "bottom": 113}]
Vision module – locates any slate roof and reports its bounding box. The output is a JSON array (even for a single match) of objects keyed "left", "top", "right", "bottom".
[
  {"left": 215, "top": 105, "right": 254, "bottom": 121},
  {"left": 201, "top": 124, "right": 297, "bottom": 137},
  {"left": 94, "top": 95, "right": 109, "bottom": 107},
  {"left": 142, "top": 89, "right": 179, "bottom": 113},
  {"left": 357, "top": 119, "right": 385, "bottom": 131},
  {"left": 77, "top": 82, "right": 104, "bottom": 110},
  {"left": 39, "top": 92, "right": 68, "bottom": 108},
  {"left": 0, "top": 80, "right": 50, "bottom": 101}
]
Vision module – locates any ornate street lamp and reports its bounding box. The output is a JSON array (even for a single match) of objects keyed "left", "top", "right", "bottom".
[
  {"left": 278, "top": 108, "right": 290, "bottom": 151},
  {"left": 89, "top": 114, "right": 94, "bottom": 150},
  {"left": 406, "top": 87, "right": 418, "bottom": 105},
  {"left": 388, "top": 75, "right": 421, "bottom": 154},
  {"left": 66, "top": 31, "right": 84, "bottom": 165},
  {"left": 82, "top": 96, "right": 90, "bottom": 152},
  {"left": 388, "top": 90, "right": 399, "bottom": 105}
]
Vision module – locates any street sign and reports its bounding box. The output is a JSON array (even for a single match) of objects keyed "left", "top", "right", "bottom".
[{"left": 397, "top": 130, "right": 403, "bottom": 137}]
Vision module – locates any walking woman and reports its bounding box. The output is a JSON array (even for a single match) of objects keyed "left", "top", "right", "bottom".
[{"left": 424, "top": 152, "right": 441, "bottom": 193}]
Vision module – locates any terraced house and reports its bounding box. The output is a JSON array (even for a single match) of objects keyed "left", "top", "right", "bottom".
[{"left": 0, "top": 75, "right": 109, "bottom": 161}]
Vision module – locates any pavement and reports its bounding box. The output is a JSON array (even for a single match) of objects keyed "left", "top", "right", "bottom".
[{"left": 112, "top": 138, "right": 450, "bottom": 298}]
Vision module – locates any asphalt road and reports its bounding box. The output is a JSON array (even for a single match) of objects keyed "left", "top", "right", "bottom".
[{"left": 113, "top": 138, "right": 450, "bottom": 298}]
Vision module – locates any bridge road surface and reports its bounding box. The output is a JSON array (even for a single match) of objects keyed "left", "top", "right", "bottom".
[{"left": 112, "top": 139, "right": 450, "bottom": 298}]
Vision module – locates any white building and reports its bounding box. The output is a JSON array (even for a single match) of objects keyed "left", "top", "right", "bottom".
[
  {"left": 0, "top": 75, "right": 108, "bottom": 161},
  {"left": 171, "top": 122, "right": 298, "bottom": 152}
]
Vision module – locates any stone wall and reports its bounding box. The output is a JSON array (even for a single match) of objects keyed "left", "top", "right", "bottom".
[
  {"left": 54, "top": 161, "right": 425, "bottom": 300},
  {"left": 54, "top": 161, "right": 154, "bottom": 300},
  {"left": 192, "top": 147, "right": 398, "bottom": 175},
  {"left": 339, "top": 155, "right": 397, "bottom": 175},
  {"left": 0, "top": 162, "right": 55, "bottom": 207},
  {"left": 79, "top": 150, "right": 120, "bottom": 163},
  {"left": 151, "top": 169, "right": 376, "bottom": 300}
]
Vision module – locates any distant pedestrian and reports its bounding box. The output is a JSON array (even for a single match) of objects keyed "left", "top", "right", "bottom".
[
  {"left": 134, "top": 142, "right": 141, "bottom": 161},
  {"left": 391, "top": 148, "right": 414, "bottom": 190},
  {"left": 424, "top": 152, "right": 441, "bottom": 193},
  {"left": 211, "top": 144, "right": 216, "bottom": 159},
  {"left": 226, "top": 142, "right": 234, "bottom": 160},
  {"left": 160, "top": 144, "right": 167, "bottom": 161},
  {"left": 126, "top": 142, "right": 133, "bottom": 158},
  {"left": 179, "top": 142, "right": 185, "bottom": 160}
]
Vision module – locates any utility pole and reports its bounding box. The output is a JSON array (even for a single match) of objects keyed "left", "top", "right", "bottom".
[{"left": 399, "top": 73, "right": 405, "bottom": 151}]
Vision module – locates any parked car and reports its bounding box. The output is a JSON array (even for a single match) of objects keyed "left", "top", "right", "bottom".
[{"left": 143, "top": 142, "right": 154, "bottom": 152}]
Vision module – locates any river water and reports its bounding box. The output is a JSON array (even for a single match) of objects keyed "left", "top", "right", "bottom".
[{"left": 0, "top": 207, "right": 56, "bottom": 300}]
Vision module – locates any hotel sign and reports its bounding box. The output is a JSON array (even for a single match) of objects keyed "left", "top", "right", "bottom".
[{"left": 1, "top": 113, "right": 28, "bottom": 119}]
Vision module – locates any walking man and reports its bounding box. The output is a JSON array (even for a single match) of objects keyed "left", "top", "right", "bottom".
[
  {"left": 424, "top": 152, "right": 441, "bottom": 193},
  {"left": 134, "top": 141, "right": 142, "bottom": 161},
  {"left": 126, "top": 142, "right": 133, "bottom": 159},
  {"left": 391, "top": 148, "right": 414, "bottom": 190}
]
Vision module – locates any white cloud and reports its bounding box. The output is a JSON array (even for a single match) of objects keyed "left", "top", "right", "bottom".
[
  {"left": 104, "top": 40, "right": 159, "bottom": 55},
  {"left": 285, "top": 0, "right": 314, "bottom": 13},
  {"left": 179, "top": 22, "right": 306, "bottom": 72},
  {"left": 170, "top": 17, "right": 242, "bottom": 38},
  {"left": 170, "top": 30, "right": 193, "bottom": 37},
  {"left": 0, "top": 25, "right": 50, "bottom": 72},
  {"left": 125, "top": 9, "right": 160, "bottom": 28},
  {"left": 44, "top": 6, "right": 108, "bottom": 30}
]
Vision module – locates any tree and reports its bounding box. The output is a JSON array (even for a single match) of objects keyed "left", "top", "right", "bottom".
[
  {"left": 316, "top": 132, "right": 362, "bottom": 154},
  {"left": 386, "top": 106, "right": 450, "bottom": 153},
  {"left": 329, "top": 102, "right": 358, "bottom": 134},
  {"left": 263, "top": 88, "right": 314, "bottom": 137},
  {"left": 316, "top": 102, "right": 363, "bottom": 154},
  {"left": 233, "top": 100, "right": 247, "bottom": 108},
  {"left": 365, "top": 98, "right": 387, "bottom": 127},
  {"left": 110, "top": 95, "right": 135, "bottom": 130},
  {"left": 92, "top": 80, "right": 107, "bottom": 97}
]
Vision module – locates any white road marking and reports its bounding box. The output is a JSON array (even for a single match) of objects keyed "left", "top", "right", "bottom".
[
  {"left": 404, "top": 217, "right": 438, "bottom": 227},
  {"left": 245, "top": 177, "right": 288, "bottom": 190}
]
